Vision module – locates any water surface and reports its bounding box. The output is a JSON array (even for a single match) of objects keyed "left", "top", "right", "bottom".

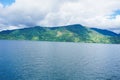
[{"left": 0, "top": 40, "right": 120, "bottom": 80}]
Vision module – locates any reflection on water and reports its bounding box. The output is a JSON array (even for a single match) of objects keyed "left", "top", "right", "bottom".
[{"left": 0, "top": 40, "right": 120, "bottom": 80}]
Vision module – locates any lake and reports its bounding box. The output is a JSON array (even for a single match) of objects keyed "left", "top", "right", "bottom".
[{"left": 0, "top": 40, "right": 120, "bottom": 80}]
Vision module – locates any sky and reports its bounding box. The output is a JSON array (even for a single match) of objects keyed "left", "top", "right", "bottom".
[
  {"left": 0, "top": 0, "right": 120, "bottom": 32},
  {"left": 0, "top": 0, "right": 15, "bottom": 6}
]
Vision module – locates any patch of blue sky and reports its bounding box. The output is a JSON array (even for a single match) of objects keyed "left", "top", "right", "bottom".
[
  {"left": 109, "top": 9, "right": 120, "bottom": 19},
  {"left": 0, "top": 0, "right": 15, "bottom": 6}
]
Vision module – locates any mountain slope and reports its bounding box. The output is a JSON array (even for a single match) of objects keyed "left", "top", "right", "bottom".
[
  {"left": 0, "top": 24, "right": 119, "bottom": 44},
  {"left": 91, "top": 28, "right": 119, "bottom": 36}
]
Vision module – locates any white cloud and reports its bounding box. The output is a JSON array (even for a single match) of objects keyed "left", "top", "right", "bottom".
[{"left": 0, "top": 0, "right": 120, "bottom": 31}]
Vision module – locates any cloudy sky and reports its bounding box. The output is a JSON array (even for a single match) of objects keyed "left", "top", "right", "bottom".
[{"left": 0, "top": 0, "right": 120, "bottom": 31}]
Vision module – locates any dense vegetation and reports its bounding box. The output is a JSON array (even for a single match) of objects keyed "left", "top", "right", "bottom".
[{"left": 0, "top": 24, "right": 120, "bottom": 44}]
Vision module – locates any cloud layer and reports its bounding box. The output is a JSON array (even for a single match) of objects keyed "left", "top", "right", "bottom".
[{"left": 0, "top": 0, "right": 120, "bottom": 31}]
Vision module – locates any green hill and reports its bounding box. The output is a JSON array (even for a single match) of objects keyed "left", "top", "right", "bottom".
[{"left": 0, "top": 24, "right": 120, "bottom": 44}]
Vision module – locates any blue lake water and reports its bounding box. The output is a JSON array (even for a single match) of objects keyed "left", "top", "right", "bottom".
[{"left": 0, "top": 40, "right": 120, "bottom": 80}]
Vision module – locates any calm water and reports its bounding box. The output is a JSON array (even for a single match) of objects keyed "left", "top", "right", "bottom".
[{"left": 0, "top": 40, "right": 120, "bottom": 80}]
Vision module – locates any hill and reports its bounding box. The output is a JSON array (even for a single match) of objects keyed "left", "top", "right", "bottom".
[
  {"left": 0, "top": 24, "right": 120, "bottom": 44},
  {"left": 91, "top": 28, "right": 119, "bottom": 36}
]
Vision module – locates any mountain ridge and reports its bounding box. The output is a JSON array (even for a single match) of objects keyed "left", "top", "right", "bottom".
[
  {"left": 91, "top": 28, "right": 120, "bottom": 36},
  {"left": 0, "top": 24, "right": 120, "bottom": 44}
]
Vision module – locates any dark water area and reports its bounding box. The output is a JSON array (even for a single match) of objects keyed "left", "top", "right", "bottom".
[{"left": 0, "top": 40, "right": 120, "bottom": 80}]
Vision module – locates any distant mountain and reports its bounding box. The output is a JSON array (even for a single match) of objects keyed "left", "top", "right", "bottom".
[
  {"left": 91, "top": 28, "right": 119, "bottom": 36},
  {"left": 0, "top": 24, "right": 120, "bottom": 44}
]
